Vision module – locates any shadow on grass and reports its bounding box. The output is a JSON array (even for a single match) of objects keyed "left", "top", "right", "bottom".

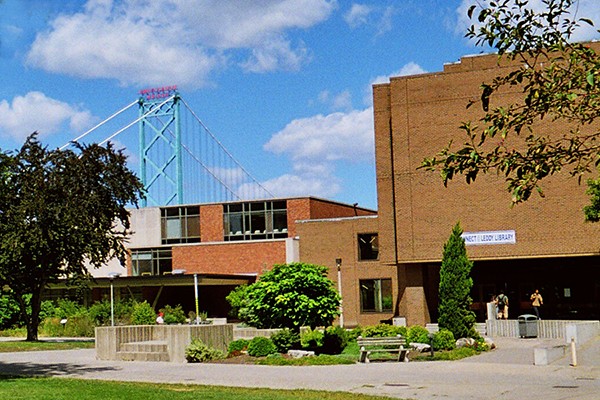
[{"left": 0, "top": 360, "right": 118, "bottom": 380}]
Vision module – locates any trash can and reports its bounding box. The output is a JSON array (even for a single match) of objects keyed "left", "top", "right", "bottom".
[{"left": 518, "top": 314, "right": 538, "bottom": 338}]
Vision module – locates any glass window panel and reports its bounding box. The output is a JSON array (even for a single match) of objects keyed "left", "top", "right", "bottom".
[
  {"left": 186, "top": 215, "right": 200, "bottom": 238},
  {"left": 166, "top": 218, "right": 181, "bottom": 239},
  {"left": 360, "top": 279, "right": 392, "bottom": 312},
  {"left": 273, "top": 210, "right": 287, "bottom": 232},
  {"left": 250, "top": 212, "right": 266, "bottom": 233},
  {"left": 358, "top": 233, "right": 379, "bottom": 261}
]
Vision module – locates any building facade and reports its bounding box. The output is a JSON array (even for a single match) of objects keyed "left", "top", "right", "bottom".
[
  {"left": 82, "top": 197, "right": 376, "bottom": 318},
  {"left": 370, "top": 46, "right": 600, "bottom": 325}
]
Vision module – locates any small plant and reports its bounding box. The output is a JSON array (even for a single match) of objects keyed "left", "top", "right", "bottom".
[
  {"left": 185, "top": 339, "right": 226, "bottom": 363},
  {"left": 321, "top": 326, "right": 348, "bottom": 355},
  {"left": 270, "top": 329, "right": 300, "bottom": 353},
  {"left": 300, "top": 328, "right": 324, "bottom": 352},
  {"left": 247, "top": 336, "right": 277, "bottom": 357},
  {"left": 131, "top": 301, "right": 156, "bottom": 325},
  {"left": 433, "top": 328, "right": 456, "bottom": 351},
  {"left": 228, "top": 338, "right": 249, "bottom": 355},
  {"left": 407, "top": 325, "right": 430, "bottom": 344},
  {"left": 467, "top": 337, "right": 490, "bottom": 352},
  {"left": 160, "top": 304, "right": 186, "bottom": 325}
]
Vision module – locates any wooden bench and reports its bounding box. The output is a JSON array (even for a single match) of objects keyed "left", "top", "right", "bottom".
[{"left": 357, "top": 335, "right": 410, "bottom": 363}]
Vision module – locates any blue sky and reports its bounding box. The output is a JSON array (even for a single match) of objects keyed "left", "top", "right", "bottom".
[{"left": 1, "top": 0, "right": 599, "bottom": 210}]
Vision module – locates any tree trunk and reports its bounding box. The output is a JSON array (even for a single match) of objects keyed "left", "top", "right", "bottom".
[{"left": 26, "top": 289, "right": 42, "bottom": 342}]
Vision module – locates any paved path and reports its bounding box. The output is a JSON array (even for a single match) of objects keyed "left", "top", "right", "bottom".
[{"left": 0, "top": 337, "right": 598, "bottom": 399}]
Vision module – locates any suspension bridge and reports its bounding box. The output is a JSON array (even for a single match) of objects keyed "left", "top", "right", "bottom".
[{"left": 61, "top": 86, "right": 273, "bottom": 207}]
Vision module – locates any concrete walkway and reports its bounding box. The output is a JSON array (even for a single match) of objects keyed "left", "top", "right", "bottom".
[{"left": 0, "top": 336, "right": 598, "bottom": 400}]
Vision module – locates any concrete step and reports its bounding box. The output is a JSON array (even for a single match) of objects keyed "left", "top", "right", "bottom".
[
  {"left": 120, "top": 340, "right": 168, "bottom": 353},
  {"left": 117, "top": 351, "right": 170, "bottom": 362},
  {"left": 117, "top": 340, "right": 170, "bottom": 362}
]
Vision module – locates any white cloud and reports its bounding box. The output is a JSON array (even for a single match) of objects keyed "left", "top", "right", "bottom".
[
  {"left": 456, "top": 0, "right": 600, "bottom": 43},
  {"left": 262, "top": 107, "right": 374, "bottom": 198},
  {"left": 317, "top": 89, "right": 353, "bottom": 111},
  {"left": 375, "top": 6, "right": 394, "bottom": 37},
  {"left": 26, "top": 0, "right": 337, "bottom": 87},
  {"left": 264, "top": 108, "right": 374, "bottom": 163},
  {"left": 370, "top": 62, "right": 427, "bottom": 85},
  {"left": 0, "top": 92, "right": 96, "bottom": 141},
  {"left": 344, "top": 4, "right": 373, "bottom": 28},
  {"left": 253, "top": 173, "right": 341, "bottom": 199},
  {"left": 364, "top": 62, "right": 426, "bottom": 104}
]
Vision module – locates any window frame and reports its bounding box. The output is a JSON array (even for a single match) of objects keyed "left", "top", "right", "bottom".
[
  {"left": 358, "top": 233, "right": 379, "bottom": 261},
  {"left": 359, "top": 278, "right": 393, "bottom": 313},
  {"left": 223, "top": 201, "right": 288, "bottom": 241},
  {"left": 130, "top": 247, "right": 173, "bottom": 276},
  {"left": 160, "top": 206, "right": 200, "bottom": 244}
]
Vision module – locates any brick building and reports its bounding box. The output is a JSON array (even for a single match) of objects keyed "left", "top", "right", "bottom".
[
  {"left": 297, "top": 45, "right": 600, "bottom": 328},
  {"left": 369, "top": 46, "right": 600, "bottom": 325},
  {"left": 81, "top": 197, "right": 375, "bottom": 318}
]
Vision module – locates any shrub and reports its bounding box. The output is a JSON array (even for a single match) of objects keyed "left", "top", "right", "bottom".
[
  {"left": 321, "top": 326, "right": 348, "bottom": 355},
  {"left": 185, "top": 339, "right": 226, "bottom": 363},
  {"left": 55, "top": 299, "right": 83, "bottom": 319},
  {"left": 407, "top": 325, "right": 430, "bottom": 344},
  {"left": 160, "top": 304, "right": 186, "bottom": 325},
  {"left": 236, "top": 263, "right": 340, "bottom": 330},
  {"left": 228, "top": 338, "right": 249, "bottom": 354},
  {"left": 40, "top": 300, "right": 57, "bottom": 321},
  {"left": 300, "top": 328, "right": 324, "bottom": 352},
  {"left": 225, "top": 285, "right": 249, "bottom": 319},
  {"left": 131, "top": 301, "right": 156, "bottom": 325},
  {"left": 433, "top": 328, "right": 456, "bottom": 351},
  {"left": 40, "top": 315, "right": 95, "bottom": 337},
  {"left": 247, "top": 336, "right": 277, "bottom": 357},
  {"left": 0, "top": 294, "right": 22, "bottom": 330},
  {"left": 347, "top": 326, "right": 363, "bottom": 341},
  {"left": 361, "top": 323, "right": 407, "bottom": 338},
  {"left": 270, "top": 329, "right": 301, "bottom": 353}
]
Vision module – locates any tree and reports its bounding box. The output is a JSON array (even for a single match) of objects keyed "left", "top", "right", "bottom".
[
  {"left": 421, "top": 0, "right": 600, "bottom": 215},
  {"left": 231, "top": 262, "right": 340, "bottom": 331},
  {"left": 438, "top": 223, "right": 476, "bottom": 339},
  {"left": 0, "top": 134, "right": 144, "bottom": 340}
]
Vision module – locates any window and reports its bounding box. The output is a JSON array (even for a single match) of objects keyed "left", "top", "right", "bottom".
[
  {"left": 360, "top": 279, "right": 393, "bottom": 312},
  {"left": 131, "top": 248, "right": 172, "bottom": 276},
  {"left": 358, "top": 233, "right": 379, "bottom": 261},
  {"left": 160, "top": 206, "right": 200, "bottom": 244},
  {"left": 223, "top": 201, "right": 287, "bottom": 241}
]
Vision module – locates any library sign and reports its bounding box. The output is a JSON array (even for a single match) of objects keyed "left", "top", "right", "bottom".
[{"left": 461, "top": 230, "right": 516, "bottom": 246}]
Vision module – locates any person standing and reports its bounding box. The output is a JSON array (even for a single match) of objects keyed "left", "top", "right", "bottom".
[
  {"left": 156, "top": 312, "right": 164, "bottom": 325},
  {"left": 530, "top": 289, "right": 543, "bottom": 319},
  {"left": 496, "top": 291, "right": 509, "bottom": 319}
]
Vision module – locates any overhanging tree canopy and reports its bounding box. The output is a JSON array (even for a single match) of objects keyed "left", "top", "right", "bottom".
[
  {"left": 421, "top": 0, "right": 600, "bottom": 216},
  {"left": 0, "top": 134, "right": 144, "bottom": 340}
]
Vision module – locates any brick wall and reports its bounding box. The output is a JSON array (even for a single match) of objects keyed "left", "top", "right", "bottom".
[
  {"left": 200, "top": 204, "right": 223, "bottom": 242},
  {"left": 172, "top": 241, "right": 287, "bottom": 275},
  {"left": 375, "top": 44, "right": 600, "bottom": 265},
  {"left": 296, "top": 216, "right": 399, "bottom": 327}
]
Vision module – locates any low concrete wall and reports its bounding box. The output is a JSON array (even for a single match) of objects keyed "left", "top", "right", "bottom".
[
  {"left": 534, "top": 345, "right": 567, "bottom": 366},
  {"left": 485, "top": 319, "right": 598, "bottom": 339},
  {"left": 565, "top": 321, "right": 600, "bottom": 345},
  {"left": 233, "top": 327, "right": 281, "bottom": 340},
  {"left": 96, "top": 324, "right": 233, "bottom": 363}
]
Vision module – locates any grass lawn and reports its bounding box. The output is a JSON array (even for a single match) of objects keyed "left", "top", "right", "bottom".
[
  {"left": 0, "top": 340, "right": 95, "bottom": 352},
  {"left": 0, "top": 377, "right": 399, "bottom": 400}
]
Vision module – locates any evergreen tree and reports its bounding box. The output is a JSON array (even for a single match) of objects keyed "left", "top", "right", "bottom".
[{"left": 438, "top": 223, "right": 476, "bottom": 339}]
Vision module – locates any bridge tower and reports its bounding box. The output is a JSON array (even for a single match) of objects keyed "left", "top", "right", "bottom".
[{"left": 138, "top": 86, "right": 183, "bottom": 207}]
